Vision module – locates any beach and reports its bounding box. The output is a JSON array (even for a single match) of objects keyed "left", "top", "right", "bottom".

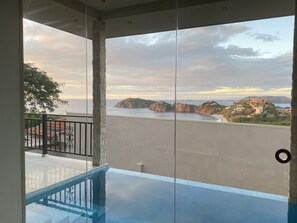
[{"left": 213, "top": 114, "right": 228, "bottom": 122}]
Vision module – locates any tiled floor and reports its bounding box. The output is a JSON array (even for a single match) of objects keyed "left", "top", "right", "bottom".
[{"left": 25, "top": 152, "right": 93, "bottom": 193}]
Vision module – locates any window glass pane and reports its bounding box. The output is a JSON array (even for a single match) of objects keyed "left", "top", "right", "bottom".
[
  {"left": 176, "top": 14, "right": 293, "bottom": 222},
  {"left": 23, "top": 1, "right": 90, "bottom": 221}
]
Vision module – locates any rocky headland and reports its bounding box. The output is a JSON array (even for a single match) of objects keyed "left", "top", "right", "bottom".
[{"left": 175, "top": 103, "right": 196, "bottom": 113}]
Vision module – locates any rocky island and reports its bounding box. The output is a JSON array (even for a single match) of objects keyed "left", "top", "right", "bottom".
[
  {"left": 149, "top": 101, "right": 174, "bottom": 112},
  {"left": 115, "top": 98, "right": 156, "bottom": 108}
]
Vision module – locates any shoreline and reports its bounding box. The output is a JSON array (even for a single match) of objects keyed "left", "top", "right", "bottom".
[{"left": 213, "top": 114, "right": 228, "bottom": 123}]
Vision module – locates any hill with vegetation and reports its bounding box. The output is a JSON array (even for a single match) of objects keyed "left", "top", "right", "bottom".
[
  {"left": 149, "top": 101, "right": 174, "bottom": 112},
  {"left": 194, "top": 101, "right": 226, "bottom": 115},
  {"left": 221, "top": 99, "right": 290, "bottom": 126}
]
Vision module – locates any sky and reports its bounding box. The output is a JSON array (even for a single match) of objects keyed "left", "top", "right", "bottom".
[{"left": 23, "top": 15, "right": 294, "bottom": 100}]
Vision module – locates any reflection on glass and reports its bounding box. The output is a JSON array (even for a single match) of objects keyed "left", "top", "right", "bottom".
[
  {"left": 176, "top": 15, "right": 293, "bottom": 222},
  {"left": 23, "top": 0, "right": 90, "bottom": 222},
  {"left": 26, "top": 168, "right": 107, "bottom": 222},
  {"left": 22, "top": 0, "right": 296, "bottom": 222},
  {"left": 104, "top": 31, "right": 176, "bottom": 180},
  {"left": 27, "top": 167, "right": 297, "bottom": 223},
  {"left": 103, "top": 7, "right": 177, "bottom": 223}
]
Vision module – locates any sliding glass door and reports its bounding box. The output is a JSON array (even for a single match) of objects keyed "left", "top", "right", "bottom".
[
  {"left": 103, "top": 3, "right": 178, "bottom": 222},
  {"left": 176, "top": 9, "right": 294, "bottom": 222},
  {"left": 23, "top": 0, "right": 92, "bottom": 221},
  {"left": 22, "top": 0, "right": 297, "bottom": 222}
]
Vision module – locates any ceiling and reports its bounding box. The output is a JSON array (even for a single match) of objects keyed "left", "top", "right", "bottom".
[
  {"left": 76, "top": 0, "right": 160, "bottom": 12},
  {"left": 23, "top": 0, "right": 295, "bottom": 39}
]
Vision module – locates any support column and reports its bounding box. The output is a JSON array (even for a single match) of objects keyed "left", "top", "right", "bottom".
[
  {"left": 92, "top": 20, "right": 106, "bottom": 166},
  {"left": 290, "top": 0, "right": 297, "bottom": 204},
  {"left": 0, "top": 0, "right": 25, "bottom": 221}
]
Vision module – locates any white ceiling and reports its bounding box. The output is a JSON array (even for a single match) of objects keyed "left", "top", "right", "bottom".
[{"left": 76, "top": 0, "right": 159, "bottom": 12}]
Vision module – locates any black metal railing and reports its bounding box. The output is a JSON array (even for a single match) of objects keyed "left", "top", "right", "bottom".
[{"left": 24, "top": 114, "right": 93, "bottom": 157}]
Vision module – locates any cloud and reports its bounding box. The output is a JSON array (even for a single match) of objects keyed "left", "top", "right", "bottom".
[
  {"left": 24, "top": 19, "right": 93, "bottom": 99},
  {"left": 225, "top": 45, "right": 260, "bottom": 58},
  {"left": 106, "top": 24, "right": 255, "bottom": 91},
  {"left": 251, "top": 33, "right": 280, "bottom": 42},
  {"left": 24, "top": 18, "right": 293, "bottom": 100},
  {"left": 188, "top": 86, "right": 291, "bottom": 99}
]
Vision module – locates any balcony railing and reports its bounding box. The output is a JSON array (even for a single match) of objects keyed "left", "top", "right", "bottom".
[{"left": 24, "top": 114, "right": 93, "bottom": 157}]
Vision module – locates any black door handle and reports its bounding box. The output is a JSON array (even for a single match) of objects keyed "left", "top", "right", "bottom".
[{"left": 275, "top": 149, "right": 291, "bottom": 164}]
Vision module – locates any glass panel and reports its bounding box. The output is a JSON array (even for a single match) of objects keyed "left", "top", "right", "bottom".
[
  {"left": 23, "top": 0, "right": 90, "bottom": 221},
  {"left": 103, "top": 4, "right": 177, "bottom": 223},
  {"left": 24, "top": 0, "right": 179, "bottom": 222},
  {"left": 176, "top": 12, "right": 294, "bottom": 222}
]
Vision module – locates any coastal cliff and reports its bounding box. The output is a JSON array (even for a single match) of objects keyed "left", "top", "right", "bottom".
[{"left": 175, "top": 103, "right": 196, "bottom": 113}]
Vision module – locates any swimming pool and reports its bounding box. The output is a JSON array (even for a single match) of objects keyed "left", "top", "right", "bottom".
[{"left": 26, "top": 167, "right": 297, "bottom": 223}]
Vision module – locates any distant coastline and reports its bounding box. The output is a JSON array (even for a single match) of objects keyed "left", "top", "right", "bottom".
[
  {"left": 114, "top": 97, "right": 291, "bottom": 126},
  {"left": 51, "top": 98, "right": 291, "bottom": 125}
]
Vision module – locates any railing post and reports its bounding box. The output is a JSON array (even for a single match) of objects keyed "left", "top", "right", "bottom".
[{"left": 42, "top": 114, "right": 48, "bottom": 157}]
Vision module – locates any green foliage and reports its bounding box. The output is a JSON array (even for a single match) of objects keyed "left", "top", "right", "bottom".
[
  {"left": 221, "top": 99, "right": 290, "bottom": 126},
  {"left": 24, "top": 113, "right": 62, "bottom": 129},
  {"left": 235, "top": 114, "right": 290, "bottom": 126},
  {"left": 24, "top": 63, "right": 67, "bottom": 113}
]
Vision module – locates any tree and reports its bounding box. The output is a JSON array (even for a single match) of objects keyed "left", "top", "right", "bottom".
[{"left": 24, "top": 63, "right": 67, "bottom": 113}]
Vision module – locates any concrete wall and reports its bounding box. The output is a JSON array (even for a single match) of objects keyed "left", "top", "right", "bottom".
[
  {"left": 66, "top": 114, "right": 290, "bottom": 195},
  {"left": 0, "top": 0, "right": 25, "bottom": 222},
  {"left": 106, "top": 116, "right": 290, "bottom": 195},
  {"left": 106, "top": 116, "right": 175, "bottom": 176}
]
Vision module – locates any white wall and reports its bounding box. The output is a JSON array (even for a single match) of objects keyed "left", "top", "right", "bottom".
[
  {"left": 0, "top": 1, "right": 25, "bottom": 222},
  {"left": 106, "top": 116, "right": 290, "bottom": 195}
]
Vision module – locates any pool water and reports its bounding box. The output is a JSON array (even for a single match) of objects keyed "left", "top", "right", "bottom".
[{"left": 26, "top": 167, "right": 297, "bottom": 223}]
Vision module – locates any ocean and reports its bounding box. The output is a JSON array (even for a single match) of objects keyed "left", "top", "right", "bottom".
[{"left": 51, "top": 99, "right": 291, "bottom": 122}]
